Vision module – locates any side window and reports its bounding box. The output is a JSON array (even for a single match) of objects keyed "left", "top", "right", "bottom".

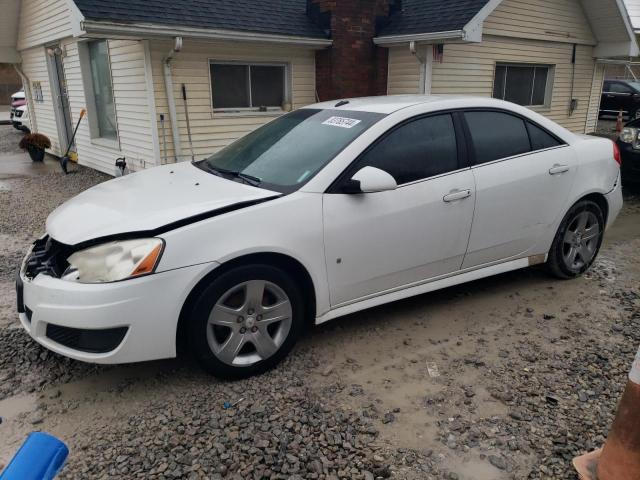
[
  {"left": 465, "top": 111, "right": 530, "bottom": 164},
  {"left": 353, "top": 114, "right": 458, "bottom": 185},
  {"left": 609, "top": 83, "right": 632, "bottom": 94},
  {"left": 527, "top": 122, "right": 563, "bottom": 151}
]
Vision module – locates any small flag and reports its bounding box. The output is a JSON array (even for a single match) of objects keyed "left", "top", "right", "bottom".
[{"left": 433, "top": 44, "right": 444, "bottom": 63}]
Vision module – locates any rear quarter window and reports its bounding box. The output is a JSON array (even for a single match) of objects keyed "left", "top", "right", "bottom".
[{"left": 526, "top": 122, "right": 563, "bottom": 150}]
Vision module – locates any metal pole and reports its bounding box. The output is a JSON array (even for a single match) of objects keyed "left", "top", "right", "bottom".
[
  {"left": 182, "top": 83, "right": 195, "bottom": 161},
  {"left": 160, "top": 113, "right": 167, "bottom": 165}
]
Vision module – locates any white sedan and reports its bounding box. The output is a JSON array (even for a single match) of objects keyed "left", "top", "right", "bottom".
[{"left": 16, "top": 95, "right": 622, "bottom": 378}]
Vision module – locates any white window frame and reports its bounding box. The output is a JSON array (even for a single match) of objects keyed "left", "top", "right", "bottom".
[
  {"left": 78, "top": 39, "right": 120, "bottom": 149},
  {"left": 493, "top": 63, "right": 555, "bottom": 110},
  {"left": 208, "top": 60, "right": 291, "bottom": 115}
]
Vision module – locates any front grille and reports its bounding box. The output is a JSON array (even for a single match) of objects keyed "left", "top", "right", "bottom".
[
  {"left": 14, "top": 109, "right": 23, "bottom": 118},
  {"left": 24, "top": 236, "right": 72, "bottom": 279},
  {"left": 46, "top": 324, "right": 128, "bottom": 354}
]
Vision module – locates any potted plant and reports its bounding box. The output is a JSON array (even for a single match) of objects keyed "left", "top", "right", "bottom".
[{"left": 19, "top": 133, "right": 51, "bottom": 162}]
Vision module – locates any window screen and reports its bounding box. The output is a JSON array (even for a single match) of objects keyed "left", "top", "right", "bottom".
[
  {"left": 211, "top": 64, "right": 249, "bottom": 108},
  {"left": 354, "top": 114, "right": 458, "bottom": 185},
  {"left": 211, "top": 63, "right": 285, "bottom": 109},
  {"left": 527, "top": 122, "right": 562, "bottom": 151},
  {"left": 465, "top": 111, "right": 531, "bottom": 164},
  {"left": 493, "top": 64, "right": 551, "bottom": 106}
]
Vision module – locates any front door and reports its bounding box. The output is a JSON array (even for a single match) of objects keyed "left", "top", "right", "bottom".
[
  {"left": 323, "top": 113, "right": 476, "bottom": 307},
  {"left": 461, "top": 110, "right": 576, "bottom": 268},
  {"left": 602, "top": 81, "right": 634, "bottom": 116},
  {"left": 47, "top": 45, "right": 74, "bottom": 154}
]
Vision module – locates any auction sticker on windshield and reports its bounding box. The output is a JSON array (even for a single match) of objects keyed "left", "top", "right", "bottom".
[{"left": 322, "top": 116, "right": 362, "bottom": 129}]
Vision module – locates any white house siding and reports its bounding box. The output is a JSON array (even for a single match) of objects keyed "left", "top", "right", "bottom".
[
  {"left": 149, "top": 40, "right": 316, "bottom": 163},
  {"left": 20, "top": 46, "right": 63, "bottom": 155},
  {"left": 625, "top": 0, "right": 640, "bottom": 30},
  {"left": 61, "top": 38, "right": 159, "bottom": 174},
  {"left": 387, "top": 0, "right": 603, "bottom": 133},
  {"left": 17, "top": 0, "right": 78, "bottom": 50},
  {"left": 387, "top": 46, "right": 423, "bottom": 95},
  {"left": 483, "top": 0, "right": 595, "bottom": 45},
  {"left": 431, "top": 37, "right": 600, "bottom": 133}
]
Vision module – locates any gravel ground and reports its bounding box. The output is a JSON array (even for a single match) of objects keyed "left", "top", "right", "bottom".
[
  {"left": 594, "top": 119, "right": 618, "bottom": 140},
  {"left": 0, "top": 125, "right": 24, "bottom": 155},
  {"left": 0, "top": 129, "right": 639, "bottom": 479}
]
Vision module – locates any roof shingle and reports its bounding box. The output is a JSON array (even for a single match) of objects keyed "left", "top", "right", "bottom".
[
  {"left": 74, "top": 0, "right": 328, "bottom": 39},
  {"left": 378, "top": 0, "right": 492, "bottom": 37}
]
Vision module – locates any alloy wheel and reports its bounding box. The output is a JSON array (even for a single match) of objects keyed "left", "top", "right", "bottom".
[
  {"left": 561, "top": 210, "right": 602, "bottom": 271},
  {"left": 206, "top": 280, "right": 292, "bottom": 366}
]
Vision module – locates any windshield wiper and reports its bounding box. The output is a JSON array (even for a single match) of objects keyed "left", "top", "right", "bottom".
[{"left": 204, "top": 165, "right": 262, "bottom": 187}]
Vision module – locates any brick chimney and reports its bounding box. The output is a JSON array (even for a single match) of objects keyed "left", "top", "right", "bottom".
[{"left": 308, "top": 0, "right": 395, "bottom": 101}]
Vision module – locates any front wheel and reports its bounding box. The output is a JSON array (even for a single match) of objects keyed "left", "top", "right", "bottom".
[
  {"left": 187, "top": 264, "right": 304, "bottom": 379},
  {"left": 547, "top": 200, "right": 605, "bottom": 279}
]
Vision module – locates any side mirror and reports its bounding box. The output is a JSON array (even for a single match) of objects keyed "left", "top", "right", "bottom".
[{"left": 342, "top": 166, "right": 397, "bottom": 194}]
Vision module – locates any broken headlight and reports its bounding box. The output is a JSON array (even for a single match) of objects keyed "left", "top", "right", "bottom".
[{"left": 61, "top": 238, "right": 164, "bottom": 283}]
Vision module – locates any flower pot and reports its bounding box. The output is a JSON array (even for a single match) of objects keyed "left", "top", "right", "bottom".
[{"left": 27, "top": 146, "right": 45, "bottom": 162}]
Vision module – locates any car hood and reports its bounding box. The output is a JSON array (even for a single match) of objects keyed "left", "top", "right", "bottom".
[{"left": 47, "top": 162, "right": 280, "bottom": 245}]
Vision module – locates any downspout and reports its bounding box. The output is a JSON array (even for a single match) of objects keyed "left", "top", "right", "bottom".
[
  {"left": 13, "top": 64, "right": 38, "bottom": 132},
  {"left": 163, "top": 37, "right": 183, "bottom": 163},
  {"left": 568, "top": 44, "right": 578, "bottom": 116},
  {"left": 410, "top": 41, "right": 427, "bottom": 94},
  {"left": 410, "top": 41, "right": 433, "bottom": 95}
]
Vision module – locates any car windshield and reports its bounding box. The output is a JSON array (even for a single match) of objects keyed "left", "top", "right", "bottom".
[{"left": 196, "top": 108, "right": 385, "bottom": 193}]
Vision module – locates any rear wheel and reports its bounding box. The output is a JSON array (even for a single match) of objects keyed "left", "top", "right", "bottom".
[
  {"left": 547, "top": 200, "right": 605, "bottom": 279},
  {"left": 188, "top": 264, "right": 304, "bottom": 379}
]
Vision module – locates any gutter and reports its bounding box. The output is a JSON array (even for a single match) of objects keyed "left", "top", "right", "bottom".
[
  {"left": 13, "top": 64, "right": 38, "bottom": 132},
  {"left": 595, "top": 58, "right": 637, "bottom": 65},
  {"left": 82, "top": 20, "right": 333, "bottom": 49},
  {"left": 373, "top": 30, "right": 465, "bottom": 46}
]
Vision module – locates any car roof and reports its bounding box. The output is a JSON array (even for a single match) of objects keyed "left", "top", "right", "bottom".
[{"left": 304, "top": 95, "right": 525, "bottom": 114}]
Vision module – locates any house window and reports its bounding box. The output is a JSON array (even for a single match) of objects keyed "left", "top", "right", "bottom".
[
  {"left": 85, "top": 40, "right": 118, "bottom": 141},
  {"left": 493, "top": 64, "right": 553, "bottom": 107},
  {"left": 210, "top": 62, "right": 287, "bottom": 111}
]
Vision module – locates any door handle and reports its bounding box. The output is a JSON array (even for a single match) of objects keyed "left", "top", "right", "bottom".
[
  {"left": 549, "top": 164, "right": 570, "bottom": 175},
  {"left": 443, "top": 189, "right": 471, "bottom": 203}
]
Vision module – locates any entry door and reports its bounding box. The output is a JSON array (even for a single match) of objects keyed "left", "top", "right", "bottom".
[
  {"left": 47, "top": 45, "right": 74, "bottom": 153},
  {"left": 322, "top": 113, "right": 476, "bottom": 307},
  {"left": 461, "top": 110, "right": 576, "bottom": 268}
]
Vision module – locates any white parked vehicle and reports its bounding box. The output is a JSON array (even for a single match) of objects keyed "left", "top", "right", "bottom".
[
  {"left": 16, "top": 95, "right": 623, "bottom": 378},
  {"left": 10, "top": 104, "right": 30, "bottom": 132}
]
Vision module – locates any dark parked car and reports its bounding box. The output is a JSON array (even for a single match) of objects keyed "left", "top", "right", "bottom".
[
  {"left": 601, "top": 80, "right": 640, "bottom": 120},
  {"left": 617, "top": 118, "right": 640, "bottom": 183}
]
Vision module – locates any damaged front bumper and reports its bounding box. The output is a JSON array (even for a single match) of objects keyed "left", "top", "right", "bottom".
[{"left": 16, "top": 239, "right": 218, "bottom": 364}]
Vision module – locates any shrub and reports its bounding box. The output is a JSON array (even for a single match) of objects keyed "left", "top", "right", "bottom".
[{"left": 19, "top": 133, "right": 52, "bottom": 150}]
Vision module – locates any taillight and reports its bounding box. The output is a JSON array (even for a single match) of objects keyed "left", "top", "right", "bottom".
[{"left": 613, "top": 141, "right": 622, "bottom": 167}]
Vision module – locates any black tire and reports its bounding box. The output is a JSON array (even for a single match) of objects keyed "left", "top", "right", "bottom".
[
  {"left": 547, "top": 200, "right": 605, "bottom": 279},
  {"left": 187, "top": 264, "right": 305, "bottom": 379}
]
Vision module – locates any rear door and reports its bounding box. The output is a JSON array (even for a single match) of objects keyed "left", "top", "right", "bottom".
[
  {"left": 461, "top": 110, "right": 576, "bottom": 269},
  {"left": 323, "top": 113, "right": 476, "bottom": 306}
]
